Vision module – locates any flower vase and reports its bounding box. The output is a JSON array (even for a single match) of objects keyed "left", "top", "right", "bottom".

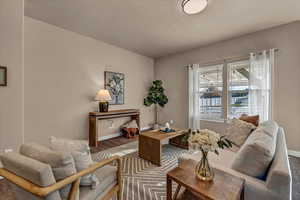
[{"left": 195, "top": 150, "right": 214, "bottom": 181}]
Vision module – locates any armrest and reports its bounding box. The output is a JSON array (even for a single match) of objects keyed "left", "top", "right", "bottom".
[{"left": 0, "top": 155, "right": 122, "bottom": 198}]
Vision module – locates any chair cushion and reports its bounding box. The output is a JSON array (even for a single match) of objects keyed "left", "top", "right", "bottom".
[
  {"left": 231, "top": 127, "right": 277, "bottom": 179},
  {"left": 20, "top": 143, "right": 77, "bottom": 199},
  {"left": 79, "top": 165, "right": 118, "bottom": 200},
  {"left": 0, "top": 152, "right": 62, "bottom": 200},
  {"left": 49, "top": 137, "right": 98, "bottom": 188},
  {"left": 225, "top": 118, "right": 256, "bottom": 147}
]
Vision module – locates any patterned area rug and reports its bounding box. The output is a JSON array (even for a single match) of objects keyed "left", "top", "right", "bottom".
[
  {"left": 92, "top": 141, "right": 300, "bottom": 200},
  {"left": 92, "top": 143, "right": 187, "bottom": 200}
]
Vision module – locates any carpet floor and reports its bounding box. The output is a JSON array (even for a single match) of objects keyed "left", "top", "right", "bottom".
[{"left": 1, "top": 141, "right": 300, "bottom": 200}]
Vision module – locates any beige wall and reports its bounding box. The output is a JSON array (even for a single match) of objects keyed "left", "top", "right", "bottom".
[
  {"left": 155, "top": 21, "right": 300, "bottom": 151},
  {"left": 0, "top": 0, "right": 24, "bottom": 151},
  {"left": 24, "top": 17, "right": 154, "bottom": 145}
]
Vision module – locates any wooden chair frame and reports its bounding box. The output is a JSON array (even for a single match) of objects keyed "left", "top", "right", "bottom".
[{"left": 0, "top": 155, "right": 122, "bottom": 200}]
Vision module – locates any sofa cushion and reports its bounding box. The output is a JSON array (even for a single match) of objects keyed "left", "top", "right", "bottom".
[
  {"left": 49, "top": 137, "right": 98, "bottom": 188},
  {"left": 231, "top": 127, "right": 277, "bottom": 179},
  {"left": 20, "top": 143, "right": 77, "bottom": 199},
  {"left": 225, "top": 118, "right": 256, "bottom": 147},
  {"left": 179, "top": 148, "right": 236, "bottom": 169},
  {"left": 0, "top": 152, "right": 62, "bottom": 200},
  {"left": 79, "top": 165, "right": 117, "bottom": 200},
  {"left": 259, "top": 121, "right": 279, "bottom": 138}
]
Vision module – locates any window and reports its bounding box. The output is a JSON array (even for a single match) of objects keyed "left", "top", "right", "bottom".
[
  {"left": 228, "top": 60, "right": 250, "bottom": 119},
  {"left": 197, "top": 60, "right": 251, "bottom": 121},
  {"left": 199, "top": 65, "right": 223, "bottom": 120},
  {"left": 189, "top": 50, "right": 274, "bottom": 125}
]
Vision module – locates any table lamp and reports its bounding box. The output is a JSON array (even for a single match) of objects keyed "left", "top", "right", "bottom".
[{"left": 95, "top": 89, "right": 112, "bottom": 112}]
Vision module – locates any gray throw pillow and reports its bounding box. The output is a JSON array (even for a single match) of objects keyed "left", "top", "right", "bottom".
[
  {"left": 49, "top": 137, "right": 99, "bottom": 189},
  {"left": 231, "top": 127, "right": 277, "bottom": 179},
  {"left": 20, "top": 143, "right": 78, "bottom": 199}
]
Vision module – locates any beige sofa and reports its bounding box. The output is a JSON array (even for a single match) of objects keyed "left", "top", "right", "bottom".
[{"left": 179, "top": 122, "right": 292, "bottom": 200}]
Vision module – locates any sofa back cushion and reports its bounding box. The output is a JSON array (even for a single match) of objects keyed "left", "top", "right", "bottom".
[
  {"left": 231, "top": 126, "right": 277, "bottom": 179},
  {"left": 0, "top": 152, "right": 61, "bottom": 200},
  {"left": 259, "top": 120, "right": 279, "bottom": 138},
  {"left": 20, "top": 143, "right": 77, "bottom": 199}
]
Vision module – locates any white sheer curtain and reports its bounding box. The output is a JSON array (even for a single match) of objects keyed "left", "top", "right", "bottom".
[
  {"left": 249, "top": 49, "right": 275, "bottom": 122},
  {"left": 188, "top": 64, "right": 201, "bottom": 129}
]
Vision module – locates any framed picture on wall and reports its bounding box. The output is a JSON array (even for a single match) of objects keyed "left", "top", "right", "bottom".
[
  {"left": 105, "top": 71, "right": 125, "bottom": 105},
  {"left": 0, "top": 66, "right": 7, "bottom": 86}
]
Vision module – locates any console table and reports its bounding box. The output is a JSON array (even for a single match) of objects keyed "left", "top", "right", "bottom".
[{"left": 89, "top": 109, "right": 140, "bottom": 147}]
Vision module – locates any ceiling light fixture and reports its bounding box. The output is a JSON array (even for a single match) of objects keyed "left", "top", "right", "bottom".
[{"left": 182, "top": 0, "right": 208, "bottom": 15}]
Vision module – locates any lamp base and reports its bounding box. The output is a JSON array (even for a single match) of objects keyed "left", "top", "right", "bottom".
[{"left": 99, "top": 101, "right": 109, "bottom": 112}]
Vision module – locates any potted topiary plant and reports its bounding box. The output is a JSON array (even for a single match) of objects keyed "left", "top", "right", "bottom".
[{"left": 144, "top": 80, "right": 168, "bottom": 129}]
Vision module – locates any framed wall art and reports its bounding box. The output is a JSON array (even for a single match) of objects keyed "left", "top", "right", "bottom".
[{"left": 105, "top": 71, "right": 125, "bottom": 105}]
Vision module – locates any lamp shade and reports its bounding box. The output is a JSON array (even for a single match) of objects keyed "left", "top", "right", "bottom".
[{"left": 95, "top": 89, "right": 112, "bottom": 102}]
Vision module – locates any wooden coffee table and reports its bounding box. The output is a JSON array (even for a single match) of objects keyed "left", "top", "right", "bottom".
[
  {"left": 138, "top": 129, "right": 184, "bottom": 166},
  {"left": 167, "top": 160, "right": 245, "bottom": 200}
]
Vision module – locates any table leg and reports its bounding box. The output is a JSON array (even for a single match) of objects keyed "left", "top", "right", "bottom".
[
  {"left": 167, "top": 176, "right": 172, "bottom": 200},
  {"left": 173, "top": 185, "right": 181, "bottom": 200},
  {"left": 89, "top": 116, "right": 98, "bottom": 147}
]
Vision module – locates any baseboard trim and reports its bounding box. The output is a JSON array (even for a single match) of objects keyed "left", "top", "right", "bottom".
[
  {"left": 98, "top": 126, "right": 152, "bottom": 141},
  {"left": 288, "top": 150, "right": 300, "bottom": 158},
  {"left": 141, "top": 126, "right": 152, "bottom": 131},
  {"left": 99, "top": 132, "right": 122, "bottom": 141}
]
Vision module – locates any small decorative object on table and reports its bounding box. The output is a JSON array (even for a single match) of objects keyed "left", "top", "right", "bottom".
[
  {"left": 188, "top": 129, "right": 234, "bottom": 181},
  {"left": 95, "top": 89, "right": 112, "bottom": 112},
  {"left": 161, "top": 122, "right": 175, "bottom": 133},
  {"left": 121, "top": 120, "right": 139, "bottom": 138}
]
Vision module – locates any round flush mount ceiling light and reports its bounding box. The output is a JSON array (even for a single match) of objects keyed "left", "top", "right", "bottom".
[{"left": 182, "top": 0, "right": 208, "bottom": 15}]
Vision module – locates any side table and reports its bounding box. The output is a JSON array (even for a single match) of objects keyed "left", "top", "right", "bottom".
[{"left": 166, "top": 159, "right": 245, "bottom": 200}]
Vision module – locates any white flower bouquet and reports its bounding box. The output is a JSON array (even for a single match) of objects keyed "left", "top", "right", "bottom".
[
  {"left": 188, "top": 129, "right": 233, "bottom": 155},
  {"left": 187, "top": 129, "right": 234, "bottom": 181}
]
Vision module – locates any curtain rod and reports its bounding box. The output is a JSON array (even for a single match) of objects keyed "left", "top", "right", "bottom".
[{"left": 187, "top": 48, "right": 279, "bottom": 68}]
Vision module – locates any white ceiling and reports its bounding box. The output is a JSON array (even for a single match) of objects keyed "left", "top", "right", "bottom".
[{"left": 25, "top": 0, "right": 300, "bottom": 58}]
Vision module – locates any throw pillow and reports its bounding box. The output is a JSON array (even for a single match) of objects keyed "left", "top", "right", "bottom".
[
  {"left": 49, "top": 136, "right": 99, "bottom": 189},
  {"left": 231, "top": 127, "right": 277, "bottom": 179},
  {"left": 225, "top": 118, "right": 256, "bottom": 147},
  {"left": 19, "top": 143, "right": 77, "bottom": 199},
  {"left": 239, "top": 114, "right": 260, "bottom": 126}
]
